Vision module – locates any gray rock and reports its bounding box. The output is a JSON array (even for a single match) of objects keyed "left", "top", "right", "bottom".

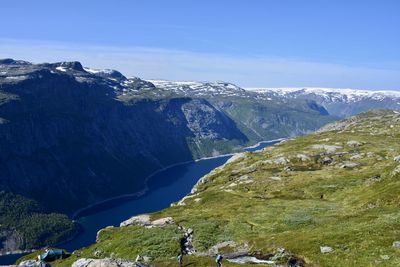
[
  {"left": 120, "top": 214, "right": 174, "bottom": 228},
  {"left": 347, "top": 140, "right": 363, "bottom": 147},
  {"left": 296, "top": 154, "right": 311, "bottom": 162},
  {"left": 369, "top": 175, "right": 381, "bottom": 182},
  {"left": 120, "top": 214, "right": 151, "bottom": 227},
  {"left": 394, "top": 155, "right": 400, "bottom": 162},
  {"left": 340, "top": 162, "right": 359, "bottom": 169},
  {"left": 150, "top": 217, "right": 174, "bottom": 227},
  {"left": 312, "top": 144, "right": 342, "bottom": 154},
  {"left": 321, "top": 156, "right": 333, "bottom": 165},
  {"left": 320, "top": 246, "right": 334, "bottom": 254},
  {"left": 18, "top": 261, "right": 52, "bottom": 267},
  {"left": 380, "top": 255, "right": 390, "bottom": 260},
  {"left": 393, "top": 241, "right": 400, "bottom": 248},
  {"left": 273, "top": 157, "right": 289, "bottom": 165},
  {"left": 71, "top": 258, "right": 151, "bottom": 267},
  {"left": 350, "top": 153, "right": 364, "bottom": 160}
]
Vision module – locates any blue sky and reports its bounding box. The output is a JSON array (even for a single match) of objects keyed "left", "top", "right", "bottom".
[{"left": 1, "top": 0, "right": 399, "bottom": 89}]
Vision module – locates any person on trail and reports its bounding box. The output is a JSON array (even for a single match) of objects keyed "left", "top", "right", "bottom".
[
  {"left": 216, "top": 254, "right": 223, "bottom": 267},
  {"left": 177, "top": 254, "right": 183, "bottom": 266}
]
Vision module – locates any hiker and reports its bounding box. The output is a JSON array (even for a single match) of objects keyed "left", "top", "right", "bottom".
[
  {"left": 177, "top": 253, "right": 183, "bottom": 266},
  {"left": 216, "top": 254, "right": 223, "bottom": 267}
]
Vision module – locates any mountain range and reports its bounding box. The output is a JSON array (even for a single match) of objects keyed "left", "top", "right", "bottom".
[
  {"left": 1, "top": 58, "right": 399, "bottom": 256},
  {"left": 248, "top": 87, "right": 400, "bottom": 117},
  {"left": 0, "top": 59, "right": 333, "bottom": 253}
]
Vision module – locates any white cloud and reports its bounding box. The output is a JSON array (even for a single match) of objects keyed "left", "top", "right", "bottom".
[{"left": 0, "top": 38, "right": 399, "bottom": 90}]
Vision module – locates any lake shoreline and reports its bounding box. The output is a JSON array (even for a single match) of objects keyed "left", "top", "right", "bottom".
[
  {"left": 1, "top": 139, "right": 284, "bottom": 261},
  {"left": 71, "top": 138, "right": 285, "bottom": 220}
]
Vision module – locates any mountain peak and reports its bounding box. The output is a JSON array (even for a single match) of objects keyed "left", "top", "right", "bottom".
[
  {"left": 55, "top": 61, "right": 84, "bottom": 72},
  {"left": 83, "top": 67, "right": 127, "bottom": 81},
  {"left": 0, "top": 58, "right": 31, "bottom": 66}
]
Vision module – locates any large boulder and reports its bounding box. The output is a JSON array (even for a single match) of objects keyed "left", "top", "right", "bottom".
[
  {"left": 120, "top": 215, "right": 151, "bottom": 227},
  {"left": 120, "top": 214, "right": 174, "bottom": 228}
]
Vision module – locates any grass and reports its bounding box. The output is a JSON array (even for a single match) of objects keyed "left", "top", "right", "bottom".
[{"left": 21, "top": 110, "right": 400, "bottom": 266}]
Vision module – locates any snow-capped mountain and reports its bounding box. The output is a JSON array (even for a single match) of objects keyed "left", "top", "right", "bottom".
[
  {"left": 147, "top": 80, "right": 248, "bottom": 97},
  {"left": 248, "top": 87, "right": 400, "bottom": 117}
]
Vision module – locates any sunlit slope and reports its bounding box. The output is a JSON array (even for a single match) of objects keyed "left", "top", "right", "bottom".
[{"left": 28, "top": 109, "right": 400, "bottom": 267}]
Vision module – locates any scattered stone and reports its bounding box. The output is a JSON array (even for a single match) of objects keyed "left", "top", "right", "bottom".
[
  {"left": 321, "top": 156, "right": 333, "bottom": 165},
  {"left": 71, "top": 258, "right": 150, "bottom": 267},
  {"left": 240, "top": 165, "right": 257, "bottom": 174},
  {"left": 238, "top": 175, "right": 253, "bottom": 181},
  {"left": 350, "top": 153, "right": 364, "bottom": 160},
  {"left": 142, "top": 256, "right": 151, "bottom": 263},
  {"left": 312, "top": 144, "right": 342, "bottom": 154},
  {"left": 380, "top": 255, "right": 390, "bottom": 260},
  {"left": 394, "top": 155, "right": 400, "bottom": 162},
  {"left": 231, "top": 169, "right": 240, "bottom": 175},
  {"left": 284, "top": 166, "right": 294, "bottom": 172},
  {"left": 320, "top": 246, "right": 334, "bottom": 254},
  {"left": 334, "top": 152, "right": 349, "bottom": 157},
  {"left": 268, "top": 176, "right": 282, "bottom": 181},
  {"left": 369, "top": 175, "right": 381, "bottom": 182},
  {"left": 194, "top": 198, "right": 202, "bottom": 202},
  {"left": 93, "top": 250, "right": 103, "bottom": 257},
  {"left": 181, "top": 228, "right": 195, "bottom": 254},
  {"left": 296, "top": 154, "right": 311, "bottom": 162},
  {"left": 273, "top": 156, "right": 289, "bottom": 165},
  {"left": 227, "top": 256, "right": 274, "bottom": 265},
  {"left": 393, "top": 241, "right": 400, "bottom": 248},
  {"left": 340, "top": 162, "right": 359, "bottom": 169},
  {"left": 347, "top": 140, "right": 363, "bottom": 147},
  {"left": 205, "top": 241, "right": 239, "bottom": 255},
  {"left": 228, "top": 182, "right": 237, "bottom": 187}
]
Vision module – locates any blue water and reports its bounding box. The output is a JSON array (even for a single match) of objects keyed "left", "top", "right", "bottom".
[{"left": 0, "top": 140, "right": 279, "bottom": 265}]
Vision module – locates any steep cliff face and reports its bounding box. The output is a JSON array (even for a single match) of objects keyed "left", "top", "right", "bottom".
[{"left": 0, "top": 60, "right": 247, "bottom": 213}]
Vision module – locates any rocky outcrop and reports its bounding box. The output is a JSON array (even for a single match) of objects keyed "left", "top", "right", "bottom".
[
  {"left": 71, "top": 258, "right": 152, "bottom": 267},
  {"left": 120, "top": 215, "right": 174, "bottom": 228}
]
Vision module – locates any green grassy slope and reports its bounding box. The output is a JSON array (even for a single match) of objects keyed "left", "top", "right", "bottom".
[{"left": 23, "top": 109, "right": 400, "bottom": 266}]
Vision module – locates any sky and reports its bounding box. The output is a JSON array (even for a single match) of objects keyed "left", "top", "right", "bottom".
[{"left": 1, "top": 0, "right": 399, "bottom": 89}]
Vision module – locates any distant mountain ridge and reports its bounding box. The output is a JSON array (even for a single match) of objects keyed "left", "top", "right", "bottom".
[{"left": 248, "top": 87, "right": 400, "bottom": 117}]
